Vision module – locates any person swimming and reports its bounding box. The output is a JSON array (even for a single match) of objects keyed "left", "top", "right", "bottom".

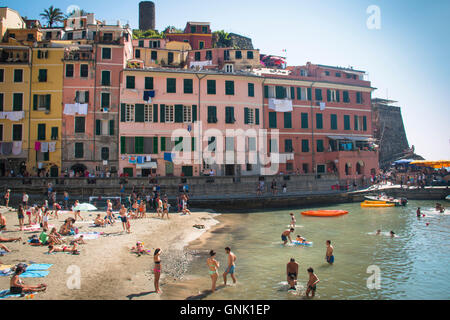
[
  {"left": 390, "top": 231, "right": 396, "bottom": 238},
  {"left": 375, "top": 229, "right": 381, "bottom": 235}
]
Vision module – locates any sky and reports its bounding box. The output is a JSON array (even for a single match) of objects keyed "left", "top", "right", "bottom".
[{"left": 3, "top": 0, "right": 450, "bottom": 160}]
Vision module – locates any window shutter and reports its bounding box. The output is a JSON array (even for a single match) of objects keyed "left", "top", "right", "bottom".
[
  {"left": 153, "top": 137, "right": 158, "bottom": 154},
  {"left": 51, "top": 127, "right": 58, "bottom": 140},
  {"left": 307, "top": 88, "right": 312, "bottom": 101},
  {"left": 192, "top": 105, "right": 197, "bottom": 122},
  {"left": 145, "top": 77, "right": 154, "bottom": 90},
  {"left": 331, "top": 114, "right": 337, "bottom": 130},
  {"left": 290, "top": 87, "right": 295, "bottom": 99},
  {"left": 85, "top": 91, "right": 89, "bottom": 103},
  {"left": 161, "top": 137, "right": 166, "bottom": 152},
  {"left": 301, "top": 113, "right": 308, "bottom": 129},
  {"left": 336, "top": 90, "right": 340, "bottom": 102},
  {"left": 191, "top": 137, "right": 196, "bottom": 152},
  {"left": 153, "top": 104, "right": 158, "bottom": 123},
  {"left": 120, "top": 103, "right": 126, "bottom": 122},
  {"left": 248, "top": 83, "right": 254, "bottom": 97},
  {"left": 135, "top": 104, "right": 145, "bottom": 122},
  {"left": 244, "top": 107, "right": 249, "bottom": 124},
  {"left": 284, "top": 112, "right": 292, "bottom": 128},
  {"left": 33, "top": 95, "right": 38, "bottom": 110},
  {"left": 175, "top": 104, "right": 183, "bottom": 123},
  {"left": 109, "top": 120, "right": 114, "bottom": 135},
  {"left": 363, "top": 116, "right": 367, "bottom": 131},
  {"left": 327, "top": 89, "right": 331, "bottom": 102},
  {"left": 297, "top": 87, "right": 301, "bottom": 100},
  {"left": 255, "top": 108, "right": 260, "bottom": 125},
  {"left": 269, "top": 112, "right": 277, "bottom": 128},
  {"left": 316, "top": 113, "right": 323, "bottom": 129},
  {"left": 120, "top": 136, "right": 126, "bottom": 154},
  {"left": 96, "top": 120, "right": 101, "bottom": 135},
  {"left": 264, "top": 85, "right": 269, "bottom": 98},
  {"left": 45, "top": 94, "right": 51, "bottom": 111},
  {"left": 135, "top": 137, "right": 144, "bottom": 154},
  {"left": 160, "top": 104, "right": 165, "bottom": 122}
]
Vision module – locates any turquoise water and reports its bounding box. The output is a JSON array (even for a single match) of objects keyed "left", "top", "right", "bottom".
[{"left": 181, "top": 200, "right": 450, "bottom": 300}]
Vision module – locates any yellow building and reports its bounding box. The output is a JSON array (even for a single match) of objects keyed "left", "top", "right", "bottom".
[
  {"left": 28, "top": 43, "right": 65, "bottom": 177},
  {"left": 134, "top": 41, "right": 191, "bottom": 68},
  {"left": 0, "top": 44, "right": 31, "bottom": 176},
  {"left": 0, "top": 7, "right": 26, "bottom": 41}
]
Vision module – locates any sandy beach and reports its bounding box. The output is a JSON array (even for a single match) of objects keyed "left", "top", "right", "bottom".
[{"left": 0, "top": 205, "right": 220, "bottom": 300}]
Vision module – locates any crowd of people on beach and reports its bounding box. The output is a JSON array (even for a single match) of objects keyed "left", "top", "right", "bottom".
[{"left": 0, "top": 182, "right": 194, "bottom": 298}]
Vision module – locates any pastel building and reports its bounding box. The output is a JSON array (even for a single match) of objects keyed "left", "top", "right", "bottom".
[
  {"left": 0, "top": 44, "right": 30, "bottom": 176},
  {"left": 61, "top": 44, "right": 96, "bottom": 174},
  {"left": 187, "top": 47, "right": 261, "bottom": 72},
  {"left": 260, "top": 63, "right": 378, "bottom": 180},
  {"left": 165, "top": 22, "right": 212, "bottom": 50},
  {"left": 0, "top": 7, "right": 26, "bottom": 41},
  {"left": 133, "top": 39, "right": 191, "bottom": 68},
  {"left": 119, "top": 68, "right": 264, "bottom": 177},
  {"left": 28, "top": 43, "right": 65, "bottom": 176}
]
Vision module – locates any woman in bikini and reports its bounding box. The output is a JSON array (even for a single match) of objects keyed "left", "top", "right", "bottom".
[
  {"left": 48, "top": 243, "right": 79, "bottom": 254},
  {"left": 153, "top": 248, "right": 162, "bottom": 293},
  {"left": 207, "top": 250, "right": 220, "bottom": 292},
  {"left": 10, "top": 264, "right": 47, "bottom": 295}
]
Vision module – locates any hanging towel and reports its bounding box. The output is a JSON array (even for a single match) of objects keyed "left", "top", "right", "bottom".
[
  {"left": 76, "top": 104, "right": 88, "bottom": 115},
  {"left": 12, "top": 141, "right": 22, "bottom": 155},
  {"left": 319, "top": 102, "right": 326, "bottom": 111},
  {"left": 128, "top": 156, "right": 137, "bottom": 164},
  {"left": 48, "top": 142, "right": 56, "bottom": 153},
  {"left": 41, "top": 142, "right": 49, "bottom": 153},
  {"left": 143, "top": 91, "right": 151, "bottom": 102},
  {"left": 164, "top": 152, "right": 173, "bottom": 162},
  {"left": 137, "top": 156, "right": 144, "bottom": 164},
  {"left": 63, "top": 104, "right": 76, "bottom": 115},
  {"left": 1, "top": 142, "right": 12, "bottom": 155},
  {"left": 0, "top": 112, "right": 7, "bottom": 119},
  {"left": 35, "top": 141, "right": 41, "bottom": 151},
  {"left": 145, "top": 155, "right": 152, "bottom": 162},
  {"left": 5, "top": 112, "right": 25, "bottom": 121}
]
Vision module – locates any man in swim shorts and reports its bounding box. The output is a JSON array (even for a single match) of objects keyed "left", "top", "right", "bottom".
[
  {"left": 282, "top": 228, "right": 295, "bottom": 245},
  {"left": 325, "top": 240, "right": 334, "bottom": 264},
  {"left": 223, "top": 247, "right": 237, "bottom": 285},
  {"left": 286, "top": 258, "right": 298, "bottom": 289},
  {"left": 305, "top": 267, "right": 319, "bottom": 297}
]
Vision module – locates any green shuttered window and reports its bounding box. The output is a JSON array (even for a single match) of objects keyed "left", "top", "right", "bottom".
[{"left": 269, "top": 112, "right": 277, "bottom": 128}]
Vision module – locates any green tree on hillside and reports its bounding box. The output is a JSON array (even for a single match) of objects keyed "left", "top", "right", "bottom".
[{"left": 213, "top": 30, "right": 232, "bottom": 48}]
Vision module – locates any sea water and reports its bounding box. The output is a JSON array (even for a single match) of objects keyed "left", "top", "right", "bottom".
[{"left": 166, "top": 200, "right": 450, "bottom": 300}]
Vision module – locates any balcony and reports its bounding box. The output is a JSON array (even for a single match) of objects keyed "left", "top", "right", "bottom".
[
  {"left": 0, "top": 49, "right": 30, "bottom": 64},
  {"left": 63, "top": 49, "right": 94, "bottom": 61}
]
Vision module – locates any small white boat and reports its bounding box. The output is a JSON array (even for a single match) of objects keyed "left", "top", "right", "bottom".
[
  {"left": 364, "top": 195, "right": 408, "bottom": 206},
  {"left": 446, "top": 195, "right": 450, "bottom": 201}
]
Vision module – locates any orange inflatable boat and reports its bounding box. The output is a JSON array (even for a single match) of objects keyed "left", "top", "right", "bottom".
[{"left": 301, "top": 210, "right": 349, "bottom": 217}]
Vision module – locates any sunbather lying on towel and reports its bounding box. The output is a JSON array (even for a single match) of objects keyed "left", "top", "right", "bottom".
[
  {"left": 0, "top": 243, "right": 11, "bottom": 253},
  {"left": 0, "top": 236, "right": 21, "bottom": 243},
  {"left": 48, "top": 244, "right": 79, "bottom": 255},
  {"left": 10, "top": 264, "right": 47, "bottom": 294}
]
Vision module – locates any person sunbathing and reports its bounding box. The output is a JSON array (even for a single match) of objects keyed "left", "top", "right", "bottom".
[
  {"left": 10, "top": 264, "right": 47, "bottom": 295},
  {"left": 94, "top": 214, "right": 105, "bottom": 227},
  {"left": 70, "top": 235, "right": 85, "bottom": 245},
  {"left": 0, "top": 236, "right": 21, "bottom": 243},
  {"left": 0, "top": 243, "right": 11, "bottom": 253},
  {"left": 48, "top": 228, "right": 63, "bottom": 245},
  {"left": 48, "top": 244, "right": 79, "bottom": 255}
]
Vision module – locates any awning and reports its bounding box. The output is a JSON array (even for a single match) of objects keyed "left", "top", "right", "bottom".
[
  {"left": 327, "top": 135, "right": 372, "bottom": 142},
  {"left": 136, "top": 162, "right": 157, "bottom": 169}
]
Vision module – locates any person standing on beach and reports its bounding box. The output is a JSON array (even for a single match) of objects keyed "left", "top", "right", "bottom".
[
  {"left": 282, "top": 228, "right": 295, "bottom": 245},
  {"left": 17, "top": 205, "right": 24, "bottom": 231},
  {"left": 119, "top": 205, "right": 130, "bottom": 233},
  {"left": 305, "top": 267, "right": 319, "bottom": 298},
  {"left": 207, "top": 250, "right": 220, "bottom": 292},
  {"left": 325, "top": 240, "right": 334, "bottom": 264},
  {"left": 223, "top": 247, "right": 237, "bottom": 286},
  {"left": 63, "top": 191, "right": 69, "bottom": 210},
  {"left": 162, "top": 198, "right": 169, "bottom": 219},
  {"left": 4, "top": 189, "right": 10, "bottom": 208},
  {"left": 22, "top": 192, "right": 29, "bottom": 209},
  {"left": 286, "top": 258, "right": 299, "bottom": 290},
  {"left": 153, "top": 248, "right": 162, "bottom": 294}
]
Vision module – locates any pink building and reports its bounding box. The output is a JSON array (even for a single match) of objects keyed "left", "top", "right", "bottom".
[
  {"left": 261, "top": 63, "right": 378, "bottom": 180},
  {"left": 119, "top": 68, "right": 264, "bottom": 177}
]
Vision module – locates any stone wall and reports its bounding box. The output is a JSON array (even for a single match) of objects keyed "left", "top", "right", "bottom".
[
  {"left": 228, "top": 33, "right": 254, "bottom": 50},
  {"left": 372, "top": 102, "right": 410, "bottom": 168}
]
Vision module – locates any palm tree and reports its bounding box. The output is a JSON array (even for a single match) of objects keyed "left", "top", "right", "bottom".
[
  {"left": 40, "top": 6, "right": 65, "bottom": 27},
  {"left": 213, "top": 30, "right": 232, "bottom": 48}
]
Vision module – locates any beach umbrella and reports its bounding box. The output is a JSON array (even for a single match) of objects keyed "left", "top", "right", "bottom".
[{"left": 73, "top": 203, "right": 97, "bottom": 211}]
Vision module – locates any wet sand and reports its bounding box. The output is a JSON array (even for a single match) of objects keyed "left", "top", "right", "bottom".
[{"left": 0, "top": 205, "right": 219, "bottom": 300}]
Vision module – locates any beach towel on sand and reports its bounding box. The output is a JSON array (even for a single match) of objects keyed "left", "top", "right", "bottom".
[
  {"left": 74, "top": 232, "right": 102, "bottom": 240},
  {"left": 0, "top": 289, "right": 30, "bottom": 299},
  {"left": 0, "top": 270, "right": 49, "bottom": 278},
  {"left": 26, "top": 264, "right": 53, "bottom": 271}
]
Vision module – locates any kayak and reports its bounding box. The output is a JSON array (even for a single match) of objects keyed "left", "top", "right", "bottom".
[
  {"left": 360, "top": 201, "right": 395, "bottom": 208},
  {"left": 301, "top": 210, "right": 349, "bottom": 217}
]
